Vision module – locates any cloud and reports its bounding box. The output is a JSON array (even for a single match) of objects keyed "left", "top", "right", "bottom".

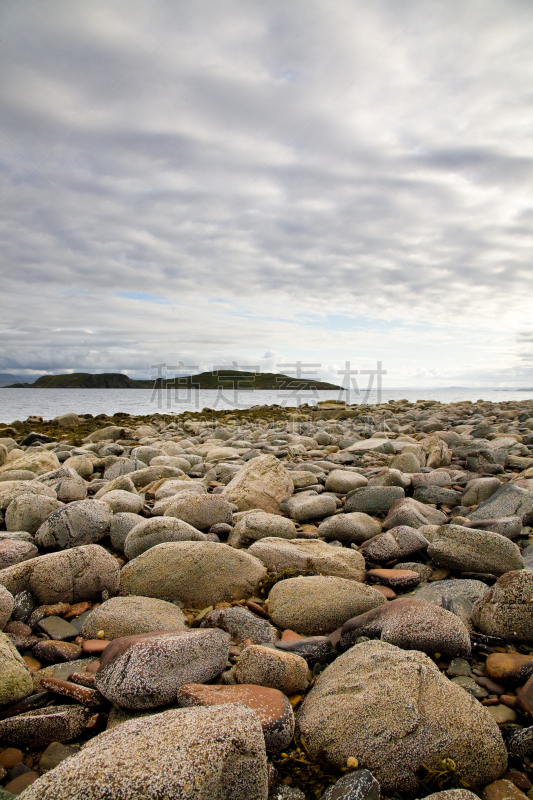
[{"left": 1, "top": 0, "right": 533, "bottom": 387}]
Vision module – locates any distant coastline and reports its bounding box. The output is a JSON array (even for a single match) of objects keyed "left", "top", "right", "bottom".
[{"left": 5, "top": 370, "right": 343, "bottom": 391}]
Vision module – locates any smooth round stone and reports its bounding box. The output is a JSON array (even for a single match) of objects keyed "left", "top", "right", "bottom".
[
  {"left": 485, "top": 653, "right": 533, "bottom": 683},
  {"left": 450, "top": 675, "right": 488, "bottom": 698},
  {"left": 228, "top": 644, "right": 308, "bottom": 696},
  {"left": 39, "top": 742, "right": 80, "bottom": 773},
  {"left": 366, "top": 568, "right": 421, "bottom": 590},
  {"left": 80, "top": 596, "right": 188, "bottom": 640},
  {"left": 0, "top": 749, "right": 23, "bottom": 769},
  {"left": 32, "top": 641, "right": 82, "bottom": 663}
]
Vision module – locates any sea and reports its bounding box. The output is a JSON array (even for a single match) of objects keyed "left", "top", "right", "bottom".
[{"left": 1, "top": 387, "right": 533, "bottom": 425}]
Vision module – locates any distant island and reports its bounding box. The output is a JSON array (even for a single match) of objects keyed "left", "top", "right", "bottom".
[{"left": 5, "top": 370, "right": 343, "bottom": 391}]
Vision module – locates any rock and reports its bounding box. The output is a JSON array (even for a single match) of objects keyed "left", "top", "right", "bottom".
[
  {"left": 390, "top": 452, "right": 421, "bottom": 473},
  {"left": 176, "top": 683, "right": 294, "bottom": 752},
  {"left": 54, "top": 413, "right": 80, "bottom": 428},
  {"left": 285, "top": 494, "right": 337, "bottom": 522},
  {"left": 222, "top": 455, "right": 294, "bottom": 513},
  {"left": 344, "top": 487, "right": 405, "bottom": 516},
  {"left": 154, "top": 480, "right": 206, "bottom": 501},
  {"left": 464, "top": 518, "right": 523, "bottom": 540},
  {"left": 0, "top": 540, "right": 38, "bottom": 570},
  {"left": 366, "top": 568, "right": 421, "bottom": 589},
  {"left": 0, "top": 481, "right": 57, "bottom": 512},
  {"left": 120, "top": 542, "right": 266, "bottom": 607},
  {"left": 462, "top": 478, "right": 502, "bottom": 507},
  {"left": 63, "top": 455, "right": 93, "bottom": 479},
  {"left": 85, "top": 425, "right": 125, "bottom": 443},
  {"left": 0, "top": 451, "right": 60, "bottom": 477},
  {"left": 164, "top": 493, "right": 233, "bottom": 531},
  {"left": 472, "top": 571, "right": 533, "bottom": 643},
  {"left": 5, "top": 495, "right": 64, "bottom": 535},
  {"left": 227, "top": 644, "right": 308, "bottom": 695},
  {"left": 343, "top": 440, "right": 395, "bottom": 455},
  {"left": 228, "top": 512, "right": 296, "bottom": 548},
  {"left": 0, "top": 705, "right": 89, "bottom": 747},
  {"left": 100, "top": 490, "right": 144, "bottom": 515},
  {"left": 358, "top": 526, "right": 429, "bottom": 562},
  {"left": 80, "top": 596, "right": 188, "bottom": 640},
  {"left": 424, "top": 792, "right": 479, "bottom": 800},
  {"left": 486, "top": 705, "right": 517, "bottom": 724},
  {"left": 249, "top": 538, "right": 366, "bottom": 581},
  {"left": 32, "top": 640, "right": 82, "bottom": 663},
  {"left": 297, "top": 640, "right": 507, "bottom": 792},
  {"left": 95, "top": 629, "right": 230, "bottom": 709},
  {"left": 4, "top": 772, "right": 38, "bottom": 794},
  {"left": 325, "top": 470, "right": 368, "bottom": 493},
  {"left": 469, "top": 484, "right": 533, "bottom": 525},
  {"left": 320, "top": 769, "right": 380, "bottom": 800},
  {"left": 268, "top": 576, "right": 386, "bottom": 635},
  {"left": 340, "top": 598, "right": 471, "bottom": 658},
  {"left": 275, "top": 636, "right": 336, "bottom": 667},
  {"left": 427, "top": 525, "right": 524, "bottom": 575},
  {"left": 382, "top": 497, "right": 447, "bottom": 530},
  {"left": 482, "top": 780, "right": 530, "bottom": 800},
  {"left": 39, "top": 742, "right": 80, "bottom": 773},
  {"left": 94, "top": 475, "right": 137, "bottom": 499},
  {"left": 318, "top": 513, "right": 381, "bottom": 544},
  {"left": 413, "top": 486, "right": 463, "bottom": 506},
  {"left": 19, "top": 704, "right": 268, "bottom": 800},
  {"left": 270, "top": 789, "right": 306, "bottom": 800},
  {"left": 0, "top": 584, "right": 14, "bottom": 629},
  {"left": 35, "top": 500, "right": 112, "bottom": 549},
  {"left": 485, "top": 653, "right": 533, "bottom": 683},
  {"left": 413, "top": 578, "right": 488, "bottom": 629},
  {"left": 421, "top": 435, "right": 452, "bottom": 468},
  {"left": 124, "top": 517, "right": 207, "bottom": 560},
  {"left": 394, "top": 561, "right": 433, "bottom": 580},
  {"left": 110, "top": 512, "right": 143, "bottom": 551},
  {"left": 0, "top": 632, "right": 33, "bottom": 706},
  {"left": 0, "top": 544, "right": 120, "bottom": 604},
  {"left": 508, "top": 727, "right": 533, "bottom": 758},
  {"left": 38, "top": 616, "right": 79, "bottom": 640},
  {"left": 201, "top": 605, "right": 277, "bottom": 644},
  {"left": 290, "top": 470, "right": 321, "bottom": 489}
]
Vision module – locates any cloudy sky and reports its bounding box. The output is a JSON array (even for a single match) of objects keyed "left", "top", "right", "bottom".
[{"left": 1, "top": 0, "right": 533, "bottom": 388}]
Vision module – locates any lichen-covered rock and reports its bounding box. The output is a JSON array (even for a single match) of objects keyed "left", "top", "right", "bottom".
[
  {"left": 285, "top": 494, "right": 337, "bottom": 522},
  {"left": 268, "top": 576, "right": 386, "bottom": 635},
  {"left": 5, "top": 494, "right": 64, "bottom": 535},
  {"left": 164, "top": 493, "right": 233, "bottom": 531},
  {"left": 227, "top": 644, "right": 308, "bottom": 695},
  {"left": 340, "top": 598, "right": 471, "bottom": 658},
  {"left": 35, "top": 500, "right": 113, "bottom": 549},
  {"left": 80, "top": 596, "right": 188, "bottom": 640},
  {"left": 358, "top": 526, "right": 429, "bottom": 562},
  {"left": 0, "top": 631, "right": 33, "bottom": 706},
  {"left": 119, "top": 541, "right": 266, "bottom": 607},
  {"left": 124, "top": 517, "right": 207, "bottom": 560},
  {"left": 249, "top": 538, "right": 366, "bottom": 581},
  {"left": 222, "top": 455, "right": 294, "bottom": 513},
  {"left": 472, "top": 570, "right": 533, "bottom": 643},
  {"left": 469, "top": 483, "right": 533, "bottom": 524},
  {"left": 0, "top": 480, "right": 57, "bottom": 512},
  {"left": 0, "top": 584, "right": 14, "bottom": 629},
  {"left": 0, "top": 539, "right": 38, "bottom": 570},
  {"left": 0, "top": 544, "right": 120, "bottom": 604},
  {"left": 228, "top": 511, "right": 296, "bottom": 548},
  {"left": 95, "top": 630, "right": 230, "bottom": 709},
  {"left": 110, "top": 512, "right": 144, "bottom": 551},
  {"left": 297, "top": 641, "right": 507, "bottom": 792},
  {"left": 19, "top": 704, "right": 268, "bottom": 800},
  {"left": 427, "top": 524, "right": 524, "bottom": 575},
  {"left": 100, "top": 489, "right": 144, "bottom": 515},
  {"left": 344, "top": 487, "right": 405, "bottom": 516},
  {"left": 382, "top": 497, "right": 447, "bottom": 530},
  {"left": 201, "top": 605, "right": 277, "bottom": 644}
]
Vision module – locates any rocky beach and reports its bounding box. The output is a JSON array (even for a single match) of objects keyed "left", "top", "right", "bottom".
[{"left": 1, "top": 399, "right": 533, "bottom": 798}]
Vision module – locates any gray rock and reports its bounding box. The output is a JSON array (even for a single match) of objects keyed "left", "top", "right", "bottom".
[
  {"left": 469, "top": 483, "right": 533, "bottom": 524},
  {"left": 344, "top": 487, "right": 405, "bottom": 516},
  {"left": 318, "top": 513, "right": 381, "bottom": 544},
  {"left": 325, "top": 470, "right": 368, "bottom": 493},
  {"left": 390, "top": 452, "right": 421, "bottom": 473},
  {"left": 320, "top": 769, "right": 380, "bottom": 800},
  {"left": 268, "top": 575, "right": 386, "bottom": 635},
  {"left": 100, "top": 489, "right": 144, "bottom": 515},
  {"left": 0, "top": 705, "right": 89, "bottom": 747},
  {"left": 0, "top": 539, "right": 38, "bottom": 570},
  {"left": 110, "top": 512, "right": 143, "bottom": 551},
  {"left": 20, "top": 704, "right": 268, "bottom": 800},
  {"left": 395, "top": 562, "right": 433, "bottom": 581},
  {"left": 124, "top": 517, "right": 207, "bottom": 560},
  {"left": 39, "top": 742, "right": 80, "bottom": 773},
  {"left": 464, "top": 517, "right": 523, "bottom": 539},
  {"left": 0, "top": 584, "right": 14, "bottom": 629},
  {"left": 461, "top": 477, "right": 502, "bottom": 507},
  {"left": 222, "top": 454, "right": 294, "bottom": 513},
  {"left": 5, "top": 495, "right": 64, "bottom": 535},
  {"left": 412, "top": 486, "right": 463, "bottom": 506},
  {"left": 35, "top": 499, "right": 112, "bottom": 549},
  {"left": 472, "top": 570, "right": 533, "bottom": 643},
  {"left": 120, "top": 541, "right": 266, "bottom": 607},
  {"left": 0, "top": 480, "right": 57, "bottom": 512},
  {"left": 201, "top": 605, "right": 277, "bottom": 644},
  {"left": 413, "top": 579, "right": 488, "bottom": 627},
  {"left": 427, "top": 524, "right": 524, "bottom": 575},
  {"left": 164, "top": 493, "right": 233, "bottom": 531},
  {"left": 227, "top": 643, "right": 308, "bottom": 695},
  {"left": 359, "top": 526, "right": 429, "bottom": 562},
  {"left": 297, "top": 641, "right": 507, "bottom": 792},
  {"left": 95, "top": 629, "right": 230, "bottom": 709},
  {"left": 0, "top": 544, "right": 120, "bottom": 604},
  {"left": 285, "top": 493, "right": 337, "bottom": 522},
  {"left": 249, "top": 538, "right": 366, "bottom": 581},
  {"left": 228, "top": 511, "right": 296, "bottom": 548},
  {"left": 382, "top": 497, "right": 447, "bottom": 530},
  {"left": 81, "top": 596, "right": 188, "bottom": 640}
]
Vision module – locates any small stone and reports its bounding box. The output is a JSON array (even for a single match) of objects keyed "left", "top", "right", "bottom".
[
  {"left": 0, "top": 749, "right": 23, "bottom": 769},
  {"left": 486, "top": 653, "right": 533, "bottom": 683},
  {"left": 32, "top": 641, "right": 82, "bottom": 663},
  {"left": 485, "top": 705, "right": 517, "bottom": 724},
  {"left": 37, "top": 617, "right": 79, "bottom": 641},
  {"left": 275, "top": 636, "right": 336, "bottom": 668},
  {"left": 39, "top": 742, "right": 80, "bottom": 773},
  {"left": 39, "top": 676, "right": 103, "bottom": 706},
  {"left": 4, "top": 772, "right": 39, "bottom": 795},
  {"left": 450, "top": 675, "right": 488, "bottom": 698},
  {"left": 482, "top": 779, "right": 529, "bottom": 800},
  {"left": 366, "top": 568, "right": 421, "bottom": 590},
  {"left": 82, "top": 640, "right": 110, "bottom": 654},
  {"left": 228, "top": 644, "right": 309, "bottom": 695},
  {"left": 320, "top": 769, "right": 381, "bottom": 800},
  {"left": 447, "top": 658, "right": 472, "bottom": 677}
]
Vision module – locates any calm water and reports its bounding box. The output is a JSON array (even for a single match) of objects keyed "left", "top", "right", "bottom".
[{"left": 1, "top": 387, "right": 533, "bottom": 424}]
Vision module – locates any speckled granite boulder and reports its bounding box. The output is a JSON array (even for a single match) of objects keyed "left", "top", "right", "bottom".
[
  {"left": 0, "top": 705, "right": 89, "bottom": 747},
  {"left": 80, "top": 596, "right": 188, "bottom": 640},
  {"left": 0, "top": 584, "right": 14, "bottom": 629},
  {"left": 164, "top": 493, "right": 234, "bottom": 531},
  {"left": 297, "top": 641, "right": 507, "bottom": 792},
  {"left": 124, "top": 517, "right": 207, "bottom": 560},
  {"left": 95, "top": 629, "right": 230, "bottom": 709},
  {"left": 201, "top": 605, "right": 277, "bottom": 644},
  {"left": 228, "top": 511, "right": 297, "bottom": 548},
  {"left": 19, "top": 704, "right": 268, "bottom": 800},
  {"left": 5, "top": 494, "right": 64, "bottom": 535},
  {"left": 226, "top": 644, "right": 308, "bottom": 695},
  {"left": 222, "top": 455, "right": 294, "bottom": 513},
  {"left": 472, "top": 570, "right": 533, "bottom": 643},
  {"left": 0, "top": 631, "right": 33, "bottom": 706},
  {"left": 427, "top": 524, "right": 524, "bottom": 575},
  {"left": 35, "top": 500, "right": 112, "bottom": 549},
  {"left": 249, "top": 538, "right": 366, "bottom": 581}
]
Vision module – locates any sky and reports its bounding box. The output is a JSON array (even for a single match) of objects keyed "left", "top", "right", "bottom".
[{"left": 1, "top": 0, "right": 533, "bottom": 389}]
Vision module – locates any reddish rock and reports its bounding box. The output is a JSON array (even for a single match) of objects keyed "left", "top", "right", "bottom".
[
  {"left": 366, "top": 568, "right": 421, "bottom": 589},
  {"left": 281, "top": 630, "right": 304, "bottom": 642},
  {"left": 64, "top": 602, "right": 91, "bottom": 619},
  {"left": 32, "top": 641, "right": 82, "bottom": 663},
  {"left": 373, "top": 585, "right": 396, "bottom": 600},
  {"left": 39, "top": 676, "right": 103, "bottom": 706},
  {"left": 22, "top": 656, "right": 42, "bottom": 674},
  {"left": 4, "top": 771, "right": 39, "bottom": 794},
  {"left": 486, "top": 653, "right": 533, "bottom": 683},
  {"left": 483, "top": 779, "right": 530, "bottom": 800},
  {"left": 0, "top": 748, "right": 23, "bottom": 769},
  {"left": 502, "top": 771, "right": 532, "bottom": 791},
  {"left": 4, "top": 621, "right": 31, "bottom": 636},
  {"left": 82, "top": 639, "right": 110, "bottom": 654},
  {"left": 516, "top": 674, "right": 533, "bottom": 717}
]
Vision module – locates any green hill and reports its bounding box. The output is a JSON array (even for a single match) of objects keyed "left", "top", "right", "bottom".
[{"left": 6, "top": 370, "right": 342, "bottom": 391}]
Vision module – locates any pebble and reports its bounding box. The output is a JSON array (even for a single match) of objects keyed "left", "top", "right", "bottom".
[
  {"left": 39, "top": 742, "right": 80, "bottom": 773},
  {"left": 32, "top": 640, "right": 82, "bottom": 663}
]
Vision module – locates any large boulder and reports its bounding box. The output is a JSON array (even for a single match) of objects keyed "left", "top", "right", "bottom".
[
  {"left": 95, "top": 629, "right": 230, "bottom": 709},
  {"left": 318, "top": 512, "right": 381, "bottom": 544},
  {"left": 0, "top": 539, "right": 38, "bottom": 570},
  {"left": 222, "top": 455, "right": 294, "bottom": 513},
  {"left": 268, "top": 576, "right": 386, "bottom": 635},
  {"left": 469, "top": 483, "right": 533, "bottom": 525},
  {"left": 0, "top": 480, "right": 57, "bottom": 512},
  {"left": 19, "top": 704, "right": 268, "bottom": 800},
  {"left": 344, "top": 487, "right": 405, "bottom": 516},
  {"left": 228, "top": 511, "right": 296, "bottom": 548},
  {"left": 124, "top": 517, "right": 207, "bottom": 560},
  {"left": 0, "top": 544, "right": 120, "bottom": 604},
  {"left": 0, "top": 631, "right": 33, "bottom": 706},
  {"left": 248, "top": 538, "right": 366, "bottom": 581},
  {"left": 35, "top": 499, "right": 113, "bottom": 549},
  {"left": 427, "top": 525, "right": 524, "bottom": 575},
  {"left": 285, "top": 494, "right": 337, "bottom": 522},
  {"left": 413, "top": 579, "right": 488, "bottom": 628},
  {"left": 85, "top": 425, "right": 125, "bottom": 442},
  {"left": 80, "top": 596, "right": 188, "bottom": 640},
  {"left": 358, "top": 526, "right": 429, "bottom": 562},
  {"left": 383, "top": 497, "right": 447, "bottom": 530},
  {"left": 297, "top": 641, "right": 507, "bottom": 792},
  {"left": 164, "top": 494, "right": 233, "bottom": 531},
  {"left": 472, "top": 570, "right": 533, "bottom": 643},
  {"left": 0, "top": 451, "right": 60, "bottom": 477},
  {"left": 5, "top": 494, "right": 64, "bottom": 535},
  {"left": 0, "top": 584, "right": 14, "bottom": 629},
  {"left": 119, "top": 542, "right": 266, "bottom": 607},
  {"left": 227, "top": 644, "right": 308, "bottom": 696}
]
